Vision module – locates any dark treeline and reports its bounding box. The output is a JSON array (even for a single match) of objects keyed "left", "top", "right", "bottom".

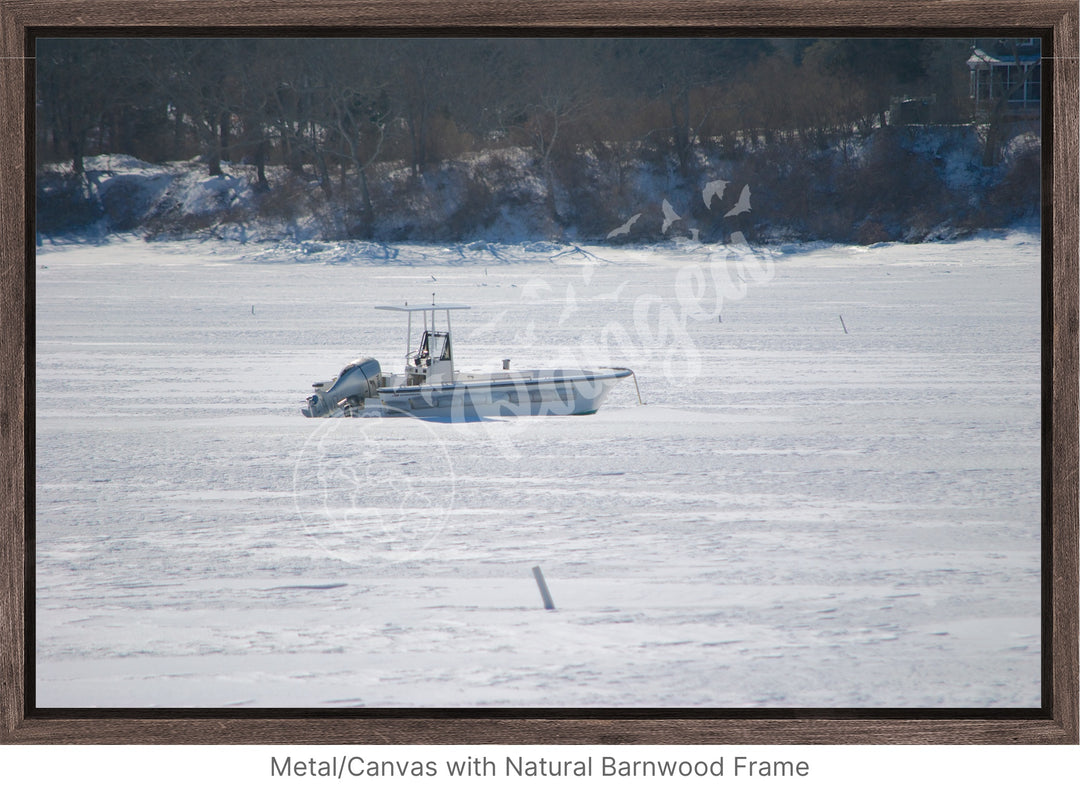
[{"left": 36, "top": 38, "right": 1036, "bottom": 243}]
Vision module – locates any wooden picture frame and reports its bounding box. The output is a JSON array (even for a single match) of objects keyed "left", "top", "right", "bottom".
[{"left": 1, "top": 0, "right": 1076, "bottom": 745}]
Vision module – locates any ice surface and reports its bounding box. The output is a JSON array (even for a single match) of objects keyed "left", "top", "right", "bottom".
[{"left": 34, "top": 233, "right": 1041, "bottom": 707}]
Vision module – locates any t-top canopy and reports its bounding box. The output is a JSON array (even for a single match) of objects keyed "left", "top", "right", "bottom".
[{"left": 375, "top": 303, "right": 471, "bottom": 313}]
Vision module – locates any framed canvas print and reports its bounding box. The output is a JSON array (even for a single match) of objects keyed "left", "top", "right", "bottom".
[{"left": 1, "top": 0, "right": 1076, "bottom": 744}]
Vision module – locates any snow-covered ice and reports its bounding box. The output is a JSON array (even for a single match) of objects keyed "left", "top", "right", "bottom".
[{"left": 34, "top": 232, "right": 1041, "bottom": 708}]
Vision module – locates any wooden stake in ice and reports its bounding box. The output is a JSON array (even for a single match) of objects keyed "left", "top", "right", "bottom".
[
  {"left": 532, "top": 566, "right": 555, "bottom": 610},
  {"left": 629, "top": 369, "right": 644, "bottom": 405},
  {"left": 839, "top": 314, "right": 848, "bottom": 334}
]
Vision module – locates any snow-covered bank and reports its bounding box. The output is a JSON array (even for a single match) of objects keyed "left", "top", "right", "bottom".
[
  {"left": 37, "top": 121, "right": 1040, "bottom": 246},
  {"left": 35, "top": 233, "right": 1041, "bottom": 707}
]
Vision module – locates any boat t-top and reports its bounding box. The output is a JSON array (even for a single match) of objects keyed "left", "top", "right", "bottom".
[{"left": 302, "top": 302, "right": 634, "bottom": 420}]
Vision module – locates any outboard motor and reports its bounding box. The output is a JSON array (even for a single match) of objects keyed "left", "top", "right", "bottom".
[{"left": 302, "top": 357, "right": 382, "bottom": 417}]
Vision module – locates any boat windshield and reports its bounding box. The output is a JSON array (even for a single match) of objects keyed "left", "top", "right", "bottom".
[
  {"left": 419, "top": 331, "right": 452, "bottom": 360},
  {"left": 416, "top": 331, "right": 452, "bottom": 362}
]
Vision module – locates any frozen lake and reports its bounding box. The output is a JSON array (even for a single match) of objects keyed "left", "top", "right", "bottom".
[{"left": 34, "top": 233, "right": 1041, "bottom": 708}]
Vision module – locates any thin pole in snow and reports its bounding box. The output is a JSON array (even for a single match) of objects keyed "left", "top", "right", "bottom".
[
  {"left": 839, "top": 314, "right": 849, "bottom": 334},
  {"left": 630, "top": 370, "right": 644, "bottom": 405},
  {"left": 532, "top": 566, "right": 555, "bottom": 610}
]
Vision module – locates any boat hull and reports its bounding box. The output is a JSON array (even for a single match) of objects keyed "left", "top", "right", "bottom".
[{"left": 371, "top": 368, "right": 632, "bottom": 420}]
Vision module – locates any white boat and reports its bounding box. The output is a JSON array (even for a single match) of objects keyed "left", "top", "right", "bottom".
[{"left": 302, "top": 303, "right": 635, "bottom": 420}]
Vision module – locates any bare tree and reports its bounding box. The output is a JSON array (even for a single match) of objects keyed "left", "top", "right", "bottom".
[{"left": 318, "top": 42, "right": 392, "bottom": 237}]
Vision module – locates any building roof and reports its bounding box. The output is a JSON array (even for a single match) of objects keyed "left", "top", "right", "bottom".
[{"left": 967, "top": 48, "right": 1042, "bottom": 69}]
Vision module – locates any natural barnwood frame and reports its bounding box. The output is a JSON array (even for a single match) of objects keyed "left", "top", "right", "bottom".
[{"left": 1, "top": 0, "right": 1076, "bottom": 744}]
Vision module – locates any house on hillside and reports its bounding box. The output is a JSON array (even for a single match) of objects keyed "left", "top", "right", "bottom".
[{"left": 967, "top": 38, "right": 1041, "bottom": 121}]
